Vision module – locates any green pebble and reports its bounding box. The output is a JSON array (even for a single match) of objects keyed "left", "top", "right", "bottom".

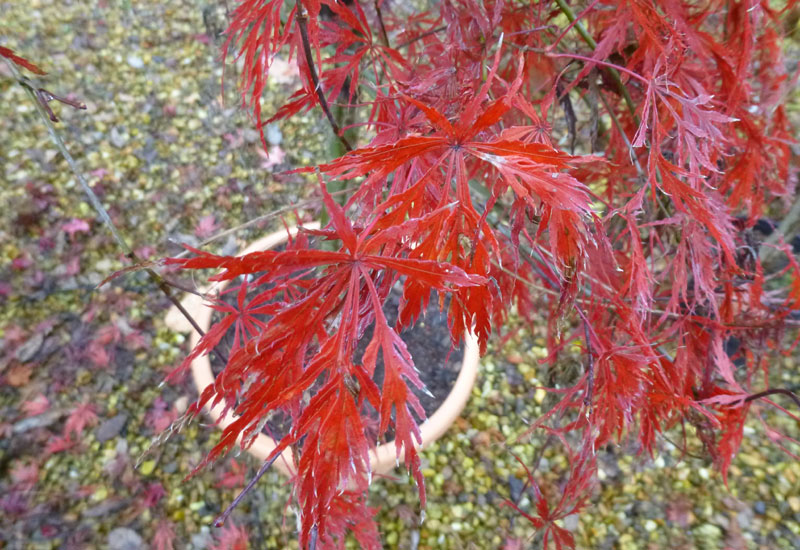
[{"left": 139, "top": 460, "right": 156, "bottom": 476}]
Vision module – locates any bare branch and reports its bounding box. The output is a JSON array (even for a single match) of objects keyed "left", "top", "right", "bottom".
[
  {"left": 295, "top": 0, "right": 353, "bottom": 152},
  {"left": 3, "top": 58, "right": 206, "bottom": 338}
]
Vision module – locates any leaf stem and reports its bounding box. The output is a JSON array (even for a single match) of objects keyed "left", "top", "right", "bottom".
[
  {"left": 171, "top": 185, "right": 359, "bottom": 259},
  {"left": 574, "top": 306, "right": 595, "bottom": 408},
  {"left": 396, "top": 25, "right": 446, "bottom": 49}
]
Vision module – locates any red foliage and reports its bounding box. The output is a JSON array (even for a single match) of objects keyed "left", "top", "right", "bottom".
[
  {"left": 21, "top": 394, "right": 50, "bottom": 417},
  {"left": 140, "top": 482, "right": 167, "bottom": 509},
  {"left": 503, "top": 437, "right": 595, "bottom": 550},
  {"left": 210, "top": 520, "right": 249, "bottom": 550},
  {"left": 63, "top": 402, "right": 98, "bottom": 439},
  {"left": 170, "top": 0, "right": 800, "bottom": 547},
  {"left": 151, "top": 520, "right": 177, "bottom": 550},
  {"left": 214, "top": 459, "right": 247, "bottom": 489}
]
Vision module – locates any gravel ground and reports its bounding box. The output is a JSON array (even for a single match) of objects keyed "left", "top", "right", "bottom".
[{"left": 1, "top": 1, "right": 799, "bottom": 549}]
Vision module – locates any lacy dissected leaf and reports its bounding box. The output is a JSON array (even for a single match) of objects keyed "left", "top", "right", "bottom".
[
  {"left": 317, "top": 490, "right": 380, "bottom": 550},
  {"left": 222, "top": 0, "right": 299, "bottom": 146},
  {"left": 283, "top": 371, "right": 373, "bottom": 547},
  {"left": 504, "top": 438, "right": 595, "bottom": 550}
]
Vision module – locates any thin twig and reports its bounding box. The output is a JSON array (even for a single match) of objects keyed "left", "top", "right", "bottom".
[
  {"left": 743, "top": 388, "right": 800, "bottom": 409},
  {"left": 309, "top": 525, "right": 318, "bottom": 550},
  {"left": 574, "top": 306, "right": 595, "bottom": 408},
  {"left": 35, "top": 87, "right": 86, "bottom": 122},
  {"left": 552, "top": 0, "right": 638, "bottom": 121},
  {"left": 214, "top": 452, "right": 280, "bottom": 527},
  {"left": 4, "top": 58, "right": 206, "bottom": 338},
  {"left": 373, "top": 0, "right": 390, "bottom": 48},
  {"left": 171, "top": 184, "right": 359, "bottom": 259},
  {"left": 760, "top": 197, "right": 800, "bottom": 264},
  {"left": 295, "top": 0, "right": 353, "bottom": 152},
  {"left": 396, "top": 25, "right": 446, "bottom": 49}
]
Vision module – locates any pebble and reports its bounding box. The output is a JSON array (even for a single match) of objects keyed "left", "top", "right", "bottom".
[
  {"left": 110, "top": 127, "right": 130, "bottom": 148},
  {"left": 13, "top": 410, "right": 60, "bottom": 433},
  {"left": 127, "top": 54, "right": 144, "bottom": 69},
  {"left": 266, "top": 123, "right": 283, "bottom": 145},
  {"left": 107, "top": 527, "right": 145, "bottom": 550},
  {"left": 190, "top": 530, "right": 214, "bottom": 549},
  {"left": 83, "top": 497, "right": 130, "bottom": 518},
  {"left": 508, "top": 475, "right": 524, "bottom": 503},
  {"left": 96, "top": 413, "right": 128, "bottom": 442},
  {"left": 139, "top": 460, "right": 156, "bottom": 475},
  {"left": 14, "top": 332, "right": 44, "bottom": 362}
]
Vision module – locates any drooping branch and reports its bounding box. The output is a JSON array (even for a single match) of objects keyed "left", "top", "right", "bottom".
[
  {"left": 295, "top": 0, "right": 353, "bottom": 152},
  {"left": 552, "top": 0, "right": 638, "bottom": 121},
  {"left": 744, "top": 388, "right": 800, "bottom": 410},
  {"left": 396, "top": 25, "right": 446, "bottom": 49},
  {"left": 374, "top": 0, "right": 390, "bottom": 48},
  {"left": 214, "top": 452, "right": 281, "bottom": 527},
  {"left": 3, "top": 58, "right": 206, "bottom": 338}
]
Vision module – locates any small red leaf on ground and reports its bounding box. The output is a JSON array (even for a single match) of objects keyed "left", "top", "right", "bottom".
[
  {"left": 152, "top": 520, "right": 176, "bottom": 550},
  {"left": 44, "top": 435, "right": 75, "bottom": 455},
  {"left": 63, "top": 402, "right": 98, "bottom": 439},
  {"left": 10, "top": 461, "right": 39, "bottom": 489},
  {"left": 194, "top": 214, "right": 220, "bottom": 239},
  {"left": 210, "top": 520, "right": 248, "bottom": 550},
  {"left": 21, "top": 394, "right": 50, "bottom": 417},
  {"left": 6, "top": 364, "right": 33, "bottom": 387},
  {"left": 62, "top": 218, "right": 90, "bottom": 237}
]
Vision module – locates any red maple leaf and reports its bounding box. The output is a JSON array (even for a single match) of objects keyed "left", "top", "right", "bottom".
[
  {"left": 210, "top": 521, "right": 249, "bottom": 550},
  {"left": 152, "top": 520, "right": 176, "bottom": 550},
  {"left": 21, "top": 394, "right": 50, "bottom": 417},
  {"left": 63, "top": 402, "right": 98, "bottom": 439}
]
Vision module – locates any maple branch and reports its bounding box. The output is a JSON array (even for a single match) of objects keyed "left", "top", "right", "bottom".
[
  {"left": 552, "top": 0, "right": 638, "bottom": 121},
  {"left": 214, "top": 452, "right": 281, "bottom": 527},
  {"left": 597, "top": 87, "right": 645, "bottom": 178},
  {"left": 743, "top": 388, "right": 800, "bottom": 410},
  {"left": 660, "top": 433, "right": 707, "bottom": 460},
  {"left": 34, "top": 87, "right": 86, "bottom": 122},
  {"left": 759, "top": 196, "right": 800, "bottom": 265},
  {"left": 170, "top": 185, "right": 359, "bottom": 259},
  {"left": 3, "top": 58, "right": 206, "bottom": 339},
  {"left": 309, "top": 526, "right": 319, "bottom": 550},
  {"left": 295, "top": 0, "right": 353, "bottom": 152},
  {"left": 373, "top": 0, "right": 390, "bottom": 48},
  {"left": 396, "top": 25, "right": 447, "bottom": 49}
]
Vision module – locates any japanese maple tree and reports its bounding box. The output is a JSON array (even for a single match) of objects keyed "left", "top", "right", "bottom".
[{"left": 165, "top": 0, "right": 800, "bottom": 547}]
